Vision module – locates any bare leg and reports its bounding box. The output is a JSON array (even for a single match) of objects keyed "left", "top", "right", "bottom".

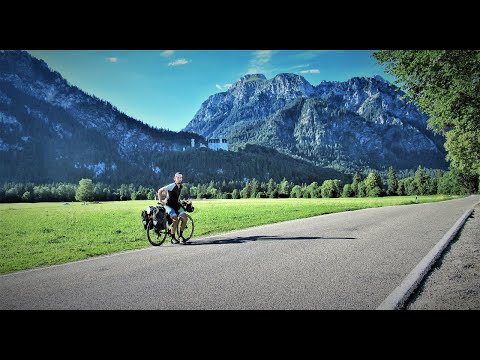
[
  {"left": 171, "top": 216, "right": 178, "bottom": 236},
  {"left": 180, "top": 214, "right": 187, "bottom": 233}
]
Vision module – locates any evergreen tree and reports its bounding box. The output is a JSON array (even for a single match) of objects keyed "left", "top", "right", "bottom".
[
  {"left": 240, "top": 181, "right": 251, "bottom": 199},
  {"left": 387, "top": 166, "right": 398, "bottom": 196},
  {"left": 250, "top": 178, "right": 260, "bottom": 198},
  {"left": 397, "top": 179, "right": 407, "bottom": 196},
  {"left": 414, "top": 165, "right": 429, "bottom": 195},
  {"left": 266, "top": 178, "right": 277, "bottom": 196}
]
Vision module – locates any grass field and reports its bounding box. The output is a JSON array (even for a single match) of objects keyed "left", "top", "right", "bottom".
[{"left": 0, "top": 195, "right": 461, "bottom": 274}]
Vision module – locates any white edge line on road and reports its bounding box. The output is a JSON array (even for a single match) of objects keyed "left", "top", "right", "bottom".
[{"left": 377, "top": 205, "right": 477, "bottom": 310}]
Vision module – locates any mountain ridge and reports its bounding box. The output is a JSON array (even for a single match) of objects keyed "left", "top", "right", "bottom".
[
  {"left": 184, "top": 72, "right": 447, "bottom": 172},
  {"left": 0, "top": 50, "right": 350, "bottom": 186}
]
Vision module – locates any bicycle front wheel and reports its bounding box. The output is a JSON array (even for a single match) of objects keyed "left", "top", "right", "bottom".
[
  {"left": 178, "top": 214, "right": 194, "bottom": 242},
  {"left": 147, "top": 219, "right": 168, "bottom": 246}
]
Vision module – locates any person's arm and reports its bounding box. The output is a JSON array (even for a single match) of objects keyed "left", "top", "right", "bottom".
[
  {"left": 157, "top": 187, "right": 165, "bottom": 204},
  {"left": 158, "top": 183, "right": 174, "bottom": 204}
]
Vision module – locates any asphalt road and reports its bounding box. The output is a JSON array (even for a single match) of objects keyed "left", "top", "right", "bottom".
[{"left": 1, "top": 195, "right": 478, "bottom": 310}]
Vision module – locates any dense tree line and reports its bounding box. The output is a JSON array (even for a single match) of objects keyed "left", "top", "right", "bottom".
[
  {"left": 374, "top": 50, "right": 480, "bottom": 182},
  {"left": 1, "top": 166, "right": 477, "bottom": 203}
]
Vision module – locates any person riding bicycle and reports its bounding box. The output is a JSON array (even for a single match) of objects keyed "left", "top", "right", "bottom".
[{"left": 157, "top": 172, "right": 188, "bottom": 244}]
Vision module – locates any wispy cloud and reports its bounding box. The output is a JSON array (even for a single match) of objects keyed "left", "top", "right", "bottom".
[
  {"left": 215, "top": 83, "right": 232, "bottom": 91},
  {"left": 288, "top": 64, "right": 310, "bottom": 70},
  {"left": 105, "top": 57, "right": 118, "bottom": 63},
  {"left": 168, "top": 58, "right": 190, "bottom": 66},
  {"left": 247, "top": 50, "right": 273, "bottom": 74},
  {"left": 161, "top": 50, "right": 174, "bottom": 57},
  {"left": 300, "top": 69, "right": 320, "bottom": 74}
]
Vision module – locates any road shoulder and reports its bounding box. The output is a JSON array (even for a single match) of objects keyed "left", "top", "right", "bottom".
[{"left": 406, "top": 204, "right": 480, "bottom": 310}]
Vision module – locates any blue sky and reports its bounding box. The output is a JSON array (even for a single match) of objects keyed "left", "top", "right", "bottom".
[{"left": 27, "top": 50, "right": 394, "bottom": 132}]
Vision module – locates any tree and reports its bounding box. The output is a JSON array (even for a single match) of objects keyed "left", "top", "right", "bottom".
[
  {"left": 75, "top": 178, "right": 95, "bottom": 204},
  {"left": 321, "top": 180, "right": 340, "bottom": 198},
  {"left": 437, "top": 168, "right": 476, "bottom": 195},
  {"left": 414, "top": 165, "right": 429, "bottom": 195},
  {"left": 182, "top": 183, "right": 191, "bottom": 199},
  {"left": 147, "top": 190, "right": 156, "bottom": 200},
  {"left": 240, "top": 181, "right": 251, "bottom": 199},
  {"left": 351, "top": 173, "right": 362, "bottom": 196},
  {"left": 357, "top": 181, "right": 366, "bottom": 197},
  {"left": 232, "top": 189, "right": 240, "bottom": 199},
  {"left": 374, "top": 50, "right": 480, "bottom": 180},
  {"left": 269, "top": 189, "right": 279, "bottom": 198},
  {"left": 397, "top": 179, "right": 407, "bottom": 196},
  {"left": 207, "top": 181, "right": 219, "bottom": 198},
  {"left": 290, "top": 185, "right": 303, "bottom": 198},
  {"left": 305, "top": 181, "right": 321, "bottom": 198},
  {"left": 119, "top": 184, "right": 130, "bottom": 201},
  {"left": 342, "top": 184, "right": 354, "bottom": 198},
  {"left": 365, "top": 172, "right": 383, "bottom": 197},
  {"left": 250, "top": 178, "right": 260, "bottom": 198},
  {"left": 387, "top": 166, "right": 398, "bottom": 196},
  {"left": 266, "top": 178, "right": 277, "bottom": 196},
  {"left": 22, "top": 191, "right": 33, "bottom": 202},
  {"left": 404, "top": 177, "right": 418, "bottom": 196},
  {"left": 279, "top": 177, "right": 291, "bottom": 197},
  {"left": 5, "top": 188, "right": 20, "bottom": 203}
]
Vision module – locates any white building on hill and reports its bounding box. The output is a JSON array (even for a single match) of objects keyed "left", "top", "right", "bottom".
[{"left": 207, "top": 137, "right": 229, "bottom": 151}]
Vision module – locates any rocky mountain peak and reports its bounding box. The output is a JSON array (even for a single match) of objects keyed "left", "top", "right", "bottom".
[
  {"left": 270, "top": 73, "right": 315, "bottom": 96},
  {"left": 184, "top": 72, "right": 447, "bottom": 171},
  {"left": 1, "top": 50, "right": 58, "bottom": 83}
]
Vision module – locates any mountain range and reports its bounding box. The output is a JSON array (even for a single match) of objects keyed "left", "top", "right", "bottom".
[
  {"left": 184, "top": 73, "right": 447, "bottom": 172},
  {"left": 0, "top": 51, "right": 448, "bottom": 187},
  {"left": 0, "top": 51, "right": 349, "bottom": 186}
]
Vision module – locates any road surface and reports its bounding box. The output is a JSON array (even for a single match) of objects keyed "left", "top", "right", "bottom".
[{"left": 1, "top": 195, "right": 478, "bottom": 309}]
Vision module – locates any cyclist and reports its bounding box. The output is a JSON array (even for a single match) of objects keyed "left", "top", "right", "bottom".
[{"left": 157, "top": 172, "right": 187, "bottom": 244}]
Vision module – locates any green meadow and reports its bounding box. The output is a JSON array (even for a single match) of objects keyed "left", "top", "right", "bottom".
[{"left": 0, "top": 195, "right": 460, "bottom": 274}]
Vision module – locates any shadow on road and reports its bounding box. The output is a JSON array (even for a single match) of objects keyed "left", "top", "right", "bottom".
[{"left": 184, "top": 235, "right": 356, "bottom": 245}]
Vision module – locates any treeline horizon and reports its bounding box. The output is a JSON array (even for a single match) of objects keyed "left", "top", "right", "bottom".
[{"left": 1, "top": 166, "right": 477, "bottom": 203}]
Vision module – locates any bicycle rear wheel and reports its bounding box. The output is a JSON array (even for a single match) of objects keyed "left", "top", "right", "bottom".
[
  {"left": 177, "top": 214, "right": 194, "bottom": 242},
  {"left": 146, "top": 219, "right": 168, "bottom": 246}
]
